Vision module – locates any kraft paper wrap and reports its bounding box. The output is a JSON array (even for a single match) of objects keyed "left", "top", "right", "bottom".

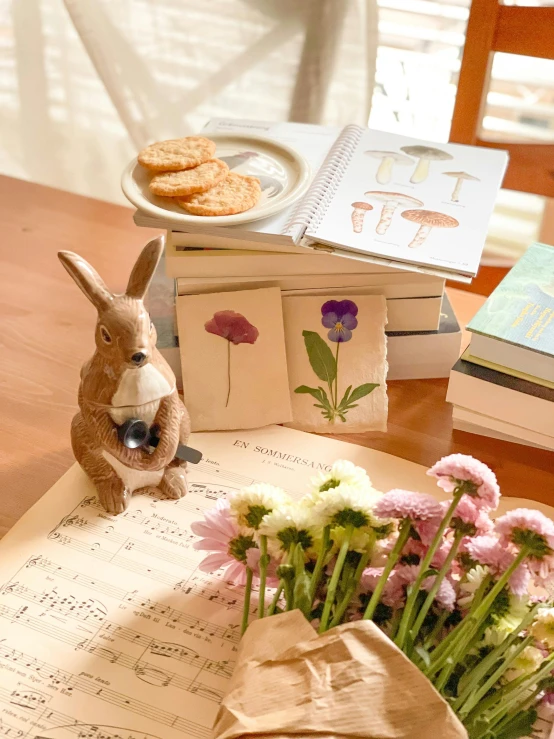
[{"left": 213, "top": 610, "right": 468, "bottom": 739}]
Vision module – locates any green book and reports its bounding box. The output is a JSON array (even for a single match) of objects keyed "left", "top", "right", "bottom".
[{"left": 467, "top": 242, "right": 554, "bottom": 383}]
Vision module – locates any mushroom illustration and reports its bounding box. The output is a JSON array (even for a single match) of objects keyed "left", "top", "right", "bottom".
[
  {"left": 351, "top": 202, "right": 373, "bottom": 233},
  {"left": 400, "top": 145, "right": 453, "bottom": 184},
  {"left": 364, "top": 150, "right": 413, "bottom": 185},
  {"left": 364, "top": 191, "right": 423, "bottom": 235},
  {"left": 443, "top": 171, "right": 480, "bottom": 202},
  {"left": 401, "top": 209, "right": 459, "bottom": 248}
]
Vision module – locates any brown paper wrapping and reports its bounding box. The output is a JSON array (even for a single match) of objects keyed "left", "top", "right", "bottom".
[{"left": 214, "top": 610, "right": 468, "bottom": 739}]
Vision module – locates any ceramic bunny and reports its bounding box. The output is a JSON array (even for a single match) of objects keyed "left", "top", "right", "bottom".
[{"left": 59, "top": 236, "right": 190, "bottom": 514}]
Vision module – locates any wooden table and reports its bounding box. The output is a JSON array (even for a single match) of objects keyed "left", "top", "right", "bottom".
[{"left": 1, "top": 176, "right": 552, "bottom": 537}]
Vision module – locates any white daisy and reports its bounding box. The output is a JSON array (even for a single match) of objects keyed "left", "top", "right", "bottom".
[
  {"left": 504, "top": 645, "right": 544, "bottom": 682},
  {"left": 229, "top": 483, "right": 291, "bottom": 530},
  {"left": 330, "top": 525, "right": 374, "bottom": 554},
  {"left": 531, "top": 607, "right": 554, "bottom": 649},
  {"left": 313, "top": 482, "right": 383, "bottom": 529},
  {"left": 458, "top": 565, "right": 490, "bottom": 609},
  {"left": 311, "top": 460, "right": 372, "bottom": 495},
  {"left": 259, "top": 504, "right": 317, "bottom": 553}
]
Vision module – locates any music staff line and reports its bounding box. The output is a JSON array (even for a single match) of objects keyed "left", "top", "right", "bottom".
[
  {"left": 22, "top": 556, "right": 241, "bottom": 642},
  {"left": 53, "top": 517, "right": 198, "bottom": 572},
  {"left": 0, "top": 610, "right": 225, "bottom": 705},
  {"left": 78, "top": 502, "right": 195, "bottom": 542},
  {"left": 0, "top": 583, "right": 234, "bottom": 679},
  {"left": 0, "top": 664, "right": 211, "bottom": 739}
]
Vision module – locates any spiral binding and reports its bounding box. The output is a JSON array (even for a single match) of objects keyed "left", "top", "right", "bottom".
[{"left": 283, "top": 124, "right": 364, "bottom": 241}]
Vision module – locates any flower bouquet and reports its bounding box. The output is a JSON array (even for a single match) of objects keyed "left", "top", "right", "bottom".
[{"left": 191, "top": 455, "right": 554, "bottom": 739}]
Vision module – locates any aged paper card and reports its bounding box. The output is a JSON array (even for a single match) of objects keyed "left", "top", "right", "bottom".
[
  {"left": 282, "top": 295, "right": 388, "bottom": 433},
  {"left": 176, "top": 287, "right": 292, "bottom": 431}
]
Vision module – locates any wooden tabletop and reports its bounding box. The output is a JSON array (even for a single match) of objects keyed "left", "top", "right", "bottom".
[{"left": 1, "top": 175, "right": 552, "bottom": 537}]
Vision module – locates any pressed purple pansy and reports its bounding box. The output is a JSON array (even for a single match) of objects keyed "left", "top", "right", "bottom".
[{"left": 321, "top": 299, "right": 359, "bottom": 343}]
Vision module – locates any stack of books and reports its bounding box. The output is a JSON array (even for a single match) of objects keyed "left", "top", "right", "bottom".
[
  {"left": 447, "top": 242, "right": 554, "bottom": 450},
  {"left": 137, "top": 118, "right": 509, "bottom": 390}
]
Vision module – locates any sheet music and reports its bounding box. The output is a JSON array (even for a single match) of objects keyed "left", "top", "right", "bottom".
[{"left": 0, "top": 425, "right": 550, "bottom": 739}]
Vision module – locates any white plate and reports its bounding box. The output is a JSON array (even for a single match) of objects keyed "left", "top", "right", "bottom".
[{"left": 121, "top": 133, "right": 311, "bottom": 226}]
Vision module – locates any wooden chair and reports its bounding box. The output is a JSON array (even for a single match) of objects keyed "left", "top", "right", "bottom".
[{"left": 450, "top": 1, "right": 554, "bottom": 199}]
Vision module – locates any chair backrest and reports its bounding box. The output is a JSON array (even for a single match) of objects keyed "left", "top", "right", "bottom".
[
  {"left": 63, "top": 0, "right": 378, "bottom": 151},
  {"left": 449, "top": 0, "right": 554, "bottom": 198}
]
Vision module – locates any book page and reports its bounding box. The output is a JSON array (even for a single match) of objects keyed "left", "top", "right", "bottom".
[
  {"left": 0, "top": 425, "right": 551, "bottom": 739},
  {"left": 308, "top": 129, "right": 508, "bottom": 277}
]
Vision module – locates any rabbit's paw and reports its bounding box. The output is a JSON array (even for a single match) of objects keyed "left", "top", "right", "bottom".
[
  {"left": 97, "top": 478, "right": 131, "bottom": 514},
  {"left": 159, "top": 466, "right": 188, "bottom": 500}
]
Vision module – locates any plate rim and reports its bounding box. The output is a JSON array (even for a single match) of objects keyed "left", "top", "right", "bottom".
[{"left": 121, "top": 132, "right": 312, "bottom": 227}]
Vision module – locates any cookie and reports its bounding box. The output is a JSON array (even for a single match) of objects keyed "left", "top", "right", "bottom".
[
  {"left": 176, "top": 173, "right": 261, "bottom": 216},
  {"left": 149, "top": 159, "right": 229, "bottom": 197},
  {"left": 138, "top": 136, "right": 216, "bottom": 172}
]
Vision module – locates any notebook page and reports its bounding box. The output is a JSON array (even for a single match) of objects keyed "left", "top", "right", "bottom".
[{"left": 305, "top": 129, "right": 508, "bottom": 277}]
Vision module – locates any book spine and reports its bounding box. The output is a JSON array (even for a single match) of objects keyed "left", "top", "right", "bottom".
[{"left": 283, "top": 124, "right": 363, "bottom": 241}]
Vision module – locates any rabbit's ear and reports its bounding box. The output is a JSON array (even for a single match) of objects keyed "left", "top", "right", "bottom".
[
  {"left": 126, "top": 236, "right": 164, "bottom": 300},
  {"left": 58, "top": 251, "right": 112, "bottom": 311}
]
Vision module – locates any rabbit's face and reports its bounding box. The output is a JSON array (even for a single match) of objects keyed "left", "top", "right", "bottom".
[{"left": 95, "top": 296, "right": 157, "bottom": 369}]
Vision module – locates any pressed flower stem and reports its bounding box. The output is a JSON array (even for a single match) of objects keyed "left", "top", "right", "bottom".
[
  {"left": 363, "top": 519, "right": 412, "bottom": 621},
  {"left": 225, "top": 341, "right": 231, "bottom": 407},
  {"left": 453, "top": 604, "right": 539, "bottom": 713},
  {"left": 409, "top": 529, "right": 464, "bottom": 644},
  {"left": 309, "top": 525, "right": 331, "bottom": 600},
  {"left": 333, "top": 342, "right": 340, "bottom": 411},
  {"left": 396, "top": 486, "right": 465, "bottom": 650},
  {"left": 458, "top": 635, "right": 534, "bottom": 718},
  {"left": 267, "top": 583, "right": 283, "bottom": 616},
  {"left": 257, "top": 535, "right": 268, "bottom": 618},
  {"left": 330, "top": 549, "right": 371, "bottom": 628},
  {"left": 240, "top": 567, "right": 253, "bottom": 636},
  {"left": 319, "top": 524, "right": 353, "bottom": 633}
]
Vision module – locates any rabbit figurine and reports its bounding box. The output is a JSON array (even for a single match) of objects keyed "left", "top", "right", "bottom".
[{"left": 58, "top": 236, "right": 190, "bottom": 514}]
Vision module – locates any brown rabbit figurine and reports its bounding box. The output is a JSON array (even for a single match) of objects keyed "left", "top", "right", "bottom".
[{"left": 59, "top": 236, "right": 190, "bottom": 514}]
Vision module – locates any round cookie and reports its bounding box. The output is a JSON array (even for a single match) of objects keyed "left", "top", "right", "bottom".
[
  {"left": 138, "top": 136, "right": 216, "bottom": 172},
  {"left": 149, "top": 159, "right": 229, "bottom": 197},
  {"left": 177, "top": 173, "right": 261, "bottom": 216}
]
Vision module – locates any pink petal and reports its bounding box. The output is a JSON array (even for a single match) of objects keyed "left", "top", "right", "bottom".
[
  {"left": 225, "top": 561, "right": 247, "bottom": 585},
  {"left": 198, "top": 552, "right": 231, "bottom": 573},
  {"left": 193, "top": 538, "right": 227, "bottom": 552}
]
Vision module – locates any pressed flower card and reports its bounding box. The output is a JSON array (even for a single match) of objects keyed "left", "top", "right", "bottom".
[
  {"left": 282, "top": 295, "right": 388, "bottom": 433},
  {"left": 176, "top": 287, "right": 292, "bottom": 431}
]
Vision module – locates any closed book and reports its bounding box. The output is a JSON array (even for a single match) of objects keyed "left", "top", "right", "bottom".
[
  {"left": 446, "top": 349, "right": 554, "bottom": 437},
  {"left": 452, "top": 405, "right": 554, "bottom": 451},
  {"left": 467, "top": 242, "right": 554, "bottom": 383},
  {"left": 387, "top": 293, "right": 461, "bottom": 380}
]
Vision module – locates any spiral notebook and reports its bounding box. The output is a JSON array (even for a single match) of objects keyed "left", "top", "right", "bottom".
[
  {"left": 134, "top": 119, "right": 508, "bottom": 283},
  {"left": 282, "top": 124, "right": 508, "bottom": 283}
]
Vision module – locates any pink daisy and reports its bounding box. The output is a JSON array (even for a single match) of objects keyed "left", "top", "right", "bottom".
[
  {"left": 464, "top": 534, "right": 514, "bottom": 573},
  {"left": 495, "top": 509, "right": 554, "bottom": 557},
  {"left": 245, "top": 547, "right": 279, "bottom": 586},
  {"left": 509, "top": 563, "right": 531, "bottom": 597},
  {"left": 373, "top": 489, "right": 443, "bottom": 522},
  {"left": 413, "top": 516, "right": 442, "bottom": 546},
  {"left": 191, "top": 500, "right": 257, "bottom": 585},
  {"left": 427, "top": 454, "right": 500, "bottom": 510}
]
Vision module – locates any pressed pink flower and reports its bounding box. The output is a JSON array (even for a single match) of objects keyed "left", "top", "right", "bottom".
[
  {"left": 204, "top": 310, "right": 259, "bottom": 345},
  {"left": 427, "top": 454, "right": 500, "bottom": 510},
  {"left": 191, "top": 500, "right": 257, "bottom": 585},
  {"left": 373, "top": 489, "right": 443, "bottom": 521},
  {"left": 495, "top": 509, "right": 554, "bottom": 557}
]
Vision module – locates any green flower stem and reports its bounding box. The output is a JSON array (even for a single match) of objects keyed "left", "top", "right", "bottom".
[
  {"left": 267, "top": 583, "right": 284, "bottom": 616},
  {"left": 241, "top": 567, "right": 253, "bottom": 636},
  {"left": 458, "top": 635, "right": 534, "bottom": 718},
  {"left": 310, "top": 525, "right": 331, "bottom": 600},
  {"left": 226, "top": 340, "right": 231, "bottom": 407},
  {"left": 409, "top": 529, "right": 464, "bottom": 645},
  {"left": 453, "top": 604, "right": 539, "bottom": 713},
  {"left": 433, "top": 618, "right": 489, "bottom": 693},
  {"left": 363, "top": 519, "right": 412, "bottom": 621},
  {"left": 427, "top": 548, "right": 529, "bottom": 676},
  {"left": 478, "top": 654, "right": 554, "bottom": 727},
  {"left": 284, "top": 578, "right": 294, "bottom": 611},
  {"left": 423, "top": 610, "right": 450, "bottom": 652},
  {"left": 257, "top": 535, "right": 269, "bottom": 618},
  {"left": 425, "top": 574, "right": 491, "bottom": 674},
  {"left": 319, "top": 524, "right": 353, "bottom": 633},
  {"left": 330, "top": 549, "right": 371, "bottom": 628},
  {"left": 395, "top": 485, "right": 465, "bottom": 650},
  {"left": 333, "top": 341, "right": 340, "bottom": 411},
  {"left": 463, "top": 671, "right": 529, "bottom": 728}
]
